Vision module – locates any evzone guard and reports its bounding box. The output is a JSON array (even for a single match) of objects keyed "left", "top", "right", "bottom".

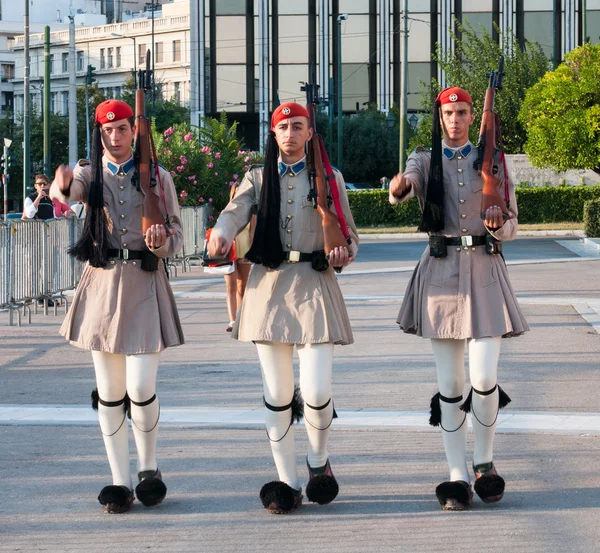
[
  {"left": 389, "top": 83, "right": 529, "bottom": 510},
  {"left": 208, "top": 100, "right": 358, "bottom": 514},
  {"left": 51, "top": 93, "right": 184, "bottom": 513}
]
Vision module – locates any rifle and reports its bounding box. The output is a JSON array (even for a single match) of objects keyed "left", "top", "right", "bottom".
[
  {"left": 301, "top": 69, "right": 352, "bottom": 254},
  {"left": 134, "top": 50, "right": 167, "bottom": 234},
  {"left": 473, "top": 56, "right": 510, "bottom": 221}
]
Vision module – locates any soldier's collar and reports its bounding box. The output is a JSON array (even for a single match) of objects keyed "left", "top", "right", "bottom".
[
  {"left": 278, "top": 157, "right": 306, "bottom": 177},
  {"left": 442, "top": 141, "right": 473, "bottom": 160},
  {"left": 105, "top": 156, "right": 135, "bottom": 176}
]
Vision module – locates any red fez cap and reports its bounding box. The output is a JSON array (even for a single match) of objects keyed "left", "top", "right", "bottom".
[
  {"left": 95, "top": 99, "right": 134, "bottom": 125},
  {"left": 271, "top": 102, "right": 310, "bottom": 129},
  {"left": 436, "top": 87, "right": 472, "bottom": 106}
]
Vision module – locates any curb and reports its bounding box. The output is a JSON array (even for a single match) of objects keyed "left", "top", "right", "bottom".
[{"left": 358, "top": 230, "right": 586, "bottom": 240}]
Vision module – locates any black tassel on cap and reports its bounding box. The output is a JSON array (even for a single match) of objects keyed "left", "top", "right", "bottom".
[
  {"left": 246, "top": 131, "right": 285, "bottom": 269},
  {"left": 419, "top": 100, "right": 445, "bottom": 233},
  {"left": 68, "top": 122, "right": 109, "bottom": 267}
]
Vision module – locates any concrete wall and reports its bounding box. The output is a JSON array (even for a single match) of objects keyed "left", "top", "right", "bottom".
[{"left": 505, "top": 154, "right": 600, "bottom": 186}]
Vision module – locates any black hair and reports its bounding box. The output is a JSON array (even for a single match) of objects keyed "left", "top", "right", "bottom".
[{"left": 245, "top": 130, "right": 285, "bottom": 268}]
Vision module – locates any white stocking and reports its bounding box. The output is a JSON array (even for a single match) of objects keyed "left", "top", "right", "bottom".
[
  {"left": 430, "top": 339, "right": 469, "bottom": 483},
  {"left": 298, "top": 342, "right": 334, "bottom": 469},
  {"left": 255, "top": 342, "right": 299, "bottom": 490},
  {"left": 467, "top": 337, "right": 501, "bottom": 467},
  {"left": 91, "top": 351, "right": 131, "bottom": 488},
  {"left": 126, "top": 353, "right": 161, "bottom": 474}
]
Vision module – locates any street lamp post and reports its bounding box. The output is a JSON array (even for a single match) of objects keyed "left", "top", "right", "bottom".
[
  {"left": 336, "top": 13, "right": 348, "bottom": 171},
  {"left": 111, "top": 33, "right": 137, "bottom": 88}
]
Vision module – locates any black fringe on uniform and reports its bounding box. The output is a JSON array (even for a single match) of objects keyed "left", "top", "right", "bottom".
[
  {"left": 419, "top": 100, "right": 445, "bottom": 233},
  {"left": 262, "top": 384, "right": 304, "bottom": 423},
  {"left": 246, "top": 131, "right": 285, "bottom": 269},
  {"left": 68, "top": 122, "right": 110, "bottom": 267}
]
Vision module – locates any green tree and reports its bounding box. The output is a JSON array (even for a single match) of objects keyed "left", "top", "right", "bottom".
[
  {"left": 519, "top": 43, "right": 600, "bottom": 175},
  {"left": 408, "top": 22, "right": 550, "bottom": 155}
]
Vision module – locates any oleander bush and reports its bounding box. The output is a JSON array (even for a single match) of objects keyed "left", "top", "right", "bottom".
[
  {"left": 347, "top": 185, "right": 600, "bottom": 227},
  {"left": 583, "top": 198, "right": 600, "bottom": 237}
]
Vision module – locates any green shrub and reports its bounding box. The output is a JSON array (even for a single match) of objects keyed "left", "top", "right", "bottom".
[
  {"left": 347, "top": 185, "right": 600, "bottom": 227},
  {"left": 584, "top": 198, "right": 600, "bottom": 237}
]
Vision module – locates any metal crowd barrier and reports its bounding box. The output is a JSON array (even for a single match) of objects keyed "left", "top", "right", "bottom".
[
  {"left": 1, "top": 207, "right": 210, "bottom": 326},
  {"left": 1, "top": 218, "right": 84, "bottom": 326}
]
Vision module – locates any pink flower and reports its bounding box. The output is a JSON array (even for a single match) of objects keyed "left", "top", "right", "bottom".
[
  {"left": 214, "top": 172, "right": 219, "bottom": 176},
  {"left": 201, "top": 146, "right": 211, "bottom": 154},
  {"left": 165, "top": 137, "right": 171, "bottom": 143},
  {"left": 243, "top": 165, "right": 250, "bottom": 171},
  {"left": 180, "top": 190, "right": 188, "bottom": 199},
  {"left": 193, "top": 180, "right": 197, "bottom": 184},
  {"left": 233, "top": 174, "right": 239, "bottom": 180},
  {"left": 180, "top": 155, "right": 187, "bottom": 164},
  {"left": 170, "top": 171, "right": 176, "bottom": 177},
  {"left": 206, "top": 162, "right": 214, "bottom": 169},
  {"left": 184, "top": 133, "right": 193, "bottom": 142},
  {"left": 244, "top": 156, "right": 250, "bottom": 162},
  {"left": 199, "top": 197, "right": 205, "bottom": 203},
  {"left": 188, "top": 175, "right": 195, "bottom": 181},
  {"left": 208, "top": 198, "right": 213, "bottom": 203},
  {"left": 214, "top": 152, "right": 221, "bottom": 159},
  {"left": 208, "top": 215, "right": 214, "bottom": 221},
  {"left": 177, "top": 165, "right": 185, "bottom": 172},
  {"left": 164, "top": 127, "right": 174, "bottom": 137}
]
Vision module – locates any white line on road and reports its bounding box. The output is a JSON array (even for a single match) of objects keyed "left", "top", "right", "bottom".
[{"left": 0, "top": 405, "right": 598, "bottom": 435}]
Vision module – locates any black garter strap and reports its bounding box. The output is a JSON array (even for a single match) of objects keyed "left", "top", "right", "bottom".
[
  {"left": 429, "top": 392, "right": 467, "bottom": 432},
  {"left": 129, "top": 394, "right": 160, "bottom": 433},
  {"left": 264, "top": 399, "right": 294, "bottom": 443},
  {"left": 460, "top": 384, "right": 511, "bottom": 428},
  {"left": 304, "top": 398, "right": 336, "bottom": 431},
  {"left": 130, "top": 394, "right": 157, "bottom": 407},
  {"left": 91, "top": 390, "right": 128, "bottom": 437},
  {"left": 264, "top": 399, "right": 293, "bottom": 412}
]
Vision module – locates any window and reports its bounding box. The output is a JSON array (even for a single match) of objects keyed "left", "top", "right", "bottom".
[
  {"left": 107, "top": 48, "right": 113, "bottom": 68},
  {"left": 100, "top": 48, "right": 105, "bottom": 69},
  {"left": 155, "top": 42, "right": 163, "bottom": 64},
  {"left": 62, "top": 92, "right": 68, "bottom": 115},
  {"left": 173, "top": 40, "right": 181, "bottom": 62},
  {"left": 138, "top": 43, "right": 147, "bottom": 65},
  {"left": 62, "top": 52, "right": 68, "bottom": 73},
  {"left": 50, "top": 92, "right": 57, "bottom": 113},
  {"left": 1, "top": 64, "right": 14, "bottom": 82},
  {"left": 116, "top": 46, "right": 121, "bottom": 67},
  {"left": 77, "top": 51, "right": 84, "bottom": 71},
  {"left": 49, "top": 54, "right": 54, "bottom": 74},
  {"left": 114, "top": 86, "right": 121, "bottom": 98},
  {"left": 174, "top": 82, "right": 180, "bottom": 103}
]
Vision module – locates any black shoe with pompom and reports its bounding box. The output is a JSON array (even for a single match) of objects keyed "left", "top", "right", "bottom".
[
  {"left": 435, "top": 480, "right": 473, "bottom": 511},
  {"left": 305, "top": 458, "right": 339, "bottom": 505},
  {"left": 473, "top": 462, "right": 505, "bottom": 503},
  {"left": 259, "top": 481, "right": 302, "bottom": 514},
  {"left": 135, "top": 469, "right": 167, "bottom": 507},
  {"left": 98, "top": 485, "right": 134, "bottom": 514}
]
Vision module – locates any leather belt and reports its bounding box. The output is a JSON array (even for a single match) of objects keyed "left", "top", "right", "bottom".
[
  {"left": 283, "top": 250, "right": 315, "bottom": 263},
  {"left": 444, "top": 236, "right": 487, "bottom": 247},
  {"left": 107, "top": 248, "right": 145, "bottom": 260}
]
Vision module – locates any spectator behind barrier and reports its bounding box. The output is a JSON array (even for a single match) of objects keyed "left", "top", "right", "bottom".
[{"left": 23, "top": 174, "right": 74, "bottom": 220}]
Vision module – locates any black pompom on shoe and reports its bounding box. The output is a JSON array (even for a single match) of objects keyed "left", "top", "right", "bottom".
[
  {"left": 259, "top": 481, "right": 302, "bottom": 514},
  {"left": 473, "top": 462, "right": 505, "bottom": 503},
  {"left": 305, "top": 459, "right": 339, "bottom": 505},
  {"left": 435, "top": 480, "right": 473, "bottom": 511},
  {"left": 98, "top": 485, "right": 134, "bottom": 514},
  {"left": 135, "top": 469, "right": 167, "bottom": 507}
]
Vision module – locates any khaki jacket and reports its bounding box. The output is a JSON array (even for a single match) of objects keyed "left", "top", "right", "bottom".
[
  {"left": 50, "top": 156, "right": 185, "bottom": 353},
  {"left": 212, "top": 164, "right": 358, "bottom": 344}
]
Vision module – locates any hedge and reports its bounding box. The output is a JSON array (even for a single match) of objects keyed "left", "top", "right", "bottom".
[
  {"left": 584, "top": 198, "right": 600, "bottom": 237},
  {"left": 347, "top": 185, "right": 600, "bottom": 227}
]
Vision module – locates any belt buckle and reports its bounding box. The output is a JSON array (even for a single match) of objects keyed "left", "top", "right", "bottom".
[
  {"left": 122, "top": 248, "right": 129, "bottom": 260},
  {"left": 461, "top": 236, "right": 473, "bottom": 247},
  {"left": 288, "top": 250, "right": 300, "bottom": 263}
]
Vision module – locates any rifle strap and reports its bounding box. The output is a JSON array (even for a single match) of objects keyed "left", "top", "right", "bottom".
[
  {"left": 147, "top": 119, "right": 170, "bottom": 221},
  {"left": 317, "top": 136, "right": 351, "bottom": 245},
  {"left": 494, "top": 113, "right": 510, "bottom": 208}
]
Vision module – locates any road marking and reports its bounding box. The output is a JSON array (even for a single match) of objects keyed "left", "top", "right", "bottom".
[{"left": 0, "top": 405, "right": 598, "bottom": 435}]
